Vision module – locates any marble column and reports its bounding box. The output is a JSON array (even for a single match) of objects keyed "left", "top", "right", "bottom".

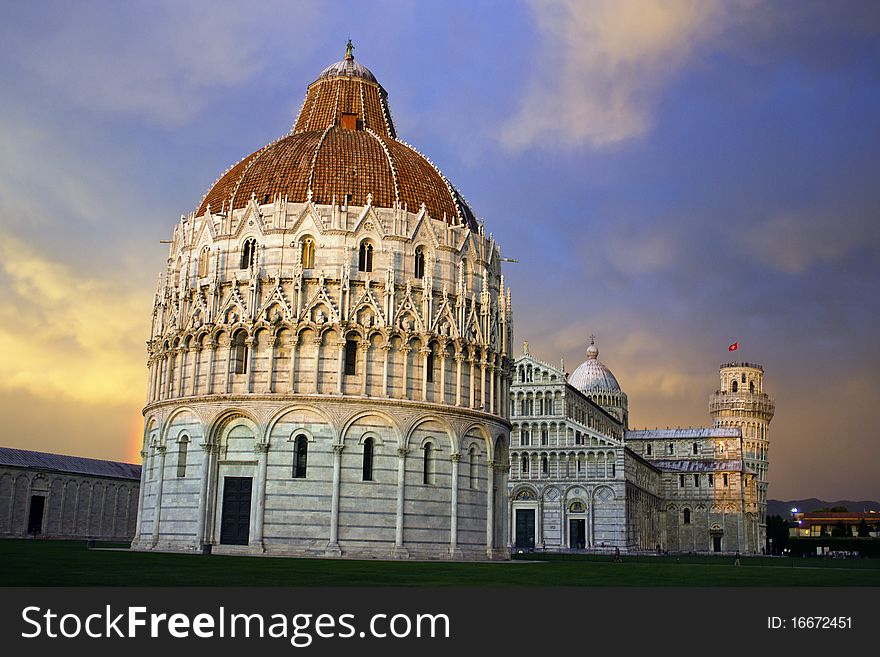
[
  {"left": 174, "top": 347, "right": 185, "bottom": 397},
  {"left": 133, "top": 449, "right": 148, "bottom": 543},
  {"left": 479, "top": 359, "right": 487, "bottom": 410},
  {"left": 488, "top": 364, "right": 496, "bottom": 415},
  {"left": 438, "top": 355, "right": 447, "bottom": 404},
  {"left": 287, "top": 337, "right": 299, "bottom": 393},
  {"left": 195, "top": 441, "right": 214, "bottom": 547},
  {"left": 393, "top": 448, "right": 409, "bottom": 558},
  {"left": 469, "top": 354, "right": 476, "bottom": 408},
  {"left": 455, "top": 354, "right": 464, "bottom": 406},
  {"left": 326, "top": 444, "right": 344, "bottom": 555},
  {"left": 224, "top": 341, "right": 233, "bottom": 394},
  {"left": 381, "top": 343, "right": 391, "bottom": 397},
  {"left": 264, "top": 336, "right": 277, "bottom": 393},
  {"left": 250, "top": 442, "right": 269, "bottom": 551},
  {"left": 486, "top": 459, "right": 495, "bottom": 556},
  {"left": 336, "top": 340, "right": 346, "bottom": 394},
  {"left": 190, "top": 346, "right": 201, "bottom": 396},
  {"left": 588, "top": 493, "right": 594, "bottom": 548},
  {"left": 207, "top": 343, "right": 217, "bottom": 395},
  {"left": 161, "top": 353, "right": 171, "bottom": 400},
  {"left": 245, "top": 337, "right": 256, "bottom": 393},
  {"left": 400, "top": 346, "right": 412, "bottom": 399},
  {"left": 449, "top": 453, "right": 461, "bottom": 557},
  {"left": 420, "top": 347, "right": 430, "bottom": 402},
  {"left": 359, "top": 340, "right": 370, "bottom": 395},
  {"left": 311, "top": 336, "right": 322, "bottom": 393},
  {"left": 150, "top": 446, "right": 167, "bottom": 547}
]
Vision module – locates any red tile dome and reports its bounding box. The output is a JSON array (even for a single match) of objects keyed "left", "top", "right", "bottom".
[{"left": 196, "top": 43, "right": 477, "bottom": 229}]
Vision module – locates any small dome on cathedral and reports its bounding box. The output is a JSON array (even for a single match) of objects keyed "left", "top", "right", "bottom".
[{"left": 569, "top": 337, "right": 621, "bottom": 392}]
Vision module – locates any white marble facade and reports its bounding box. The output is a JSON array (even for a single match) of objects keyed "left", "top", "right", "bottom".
[
  {"left": 509, "top": 341, "right": 767, "bottom": 554},
  {"left": 133, "top": 198, "right": 513, "bottom": 560}
]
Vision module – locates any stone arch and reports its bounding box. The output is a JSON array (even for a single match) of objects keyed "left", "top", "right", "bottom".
[
  {"left": 340, "top": 409, "right": 402, "bottom": 448},
  {"left": 406, "top": 415, "right": 456, "bottom": 453},
  {"left": 593, "top": 485, "right": 615, "bottom": 502},
  {"left": 265, "top": 404, "right": 337, "bottom": 446},
  {"left": 207, "top": 408, "right": 262, "bottom": 447},
  {"left": 461, "top": 422, "right": 493, "bottom": 457},
  {"left": 160, "top": 406, "right": 202, "bottom": 446}
]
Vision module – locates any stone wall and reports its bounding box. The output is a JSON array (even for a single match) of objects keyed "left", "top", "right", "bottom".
[{"left": 0, "top": 466, "right": 139, "bottom": 540}]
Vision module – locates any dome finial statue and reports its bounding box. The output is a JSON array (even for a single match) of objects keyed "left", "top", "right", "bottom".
[
  {"left": 345, "top": 39, "right": 354, "bottom": 60},
  {"left": 586, "top": 334, "right": 599, "bottom": 359}
]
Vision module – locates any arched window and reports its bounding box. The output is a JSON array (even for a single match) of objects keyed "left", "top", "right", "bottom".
[
  {"left": 646, "top": 444, "right": 653, "bottom": 456},
  {"left": 469, "top": 447, "right": 478, "bottom": 489},
  {"left": 198, "top": 246, "right": 210, "bottom": 278},
  {"left": 423, "top": 443, "right": 432, "bottom": 484},
  {"left": 541, "top": 456, "right": 548, "bottom": 475},
  {"left": 693, "top": 442, "right": 699, "bottom": 455},
  {"left": 301, "top": 237, "right": 315, "bottom": 269},
  {"left": 240, "top": 238, "right": 257, "bottom": 270},
  {"left": 731, "top": 380, "right": 738, "bottom": 392},
  {"left": 749, "top": 381, "right": 755, "bottom": 393},
  {"left": 414, "top": 246, "right": 425, "bottom": 279},
  {"left": 521, "top": 429, "right": 530, "bottom": 446},
  {"left": 231, "top": 332, "right": 248, "bottom": 374},
  {"left": 541, "top": 430, "right": 548, "bottom": 446},
  {"left": 292, "top": 435, "right": 308, "bottom": 478},
  {"left": 668, "top": 443, "right": 674, "bottom": 455},
  {"left": 742, "top": 373, "right": 746, "bottom": 384},
  {"left": 683, "top": 508, "right": 691, "bottom": 524},
  {"left": 176, "top": 437, "right": 188, "bottom": 478},
  {"left": 363, "top": 438, "right": 374, "bottom": 481},
  {"left": 522, "top": 458, "right": 530, "bottom": 475},
  {"left": 344, "top": 339, "right": 358, "bottom": 375},
  {"left": 426, "top": 344, "right": 435, "bottom": 383},
  {"left": 358, "top": 240, "right": 374, "bottom": 272}
]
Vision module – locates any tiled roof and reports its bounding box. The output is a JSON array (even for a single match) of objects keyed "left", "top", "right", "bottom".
[
  {"left": 196, "top": 54, "right": 477, "bottom": 230},
  {"left": 0, "top": 447, "right": 141, "bottom": 480},
  {"left": 625, "top": 428, "right": 741, "bottom": 440},
  {"left": 649, "top": 459, "right": 744, "bottom": 473}
]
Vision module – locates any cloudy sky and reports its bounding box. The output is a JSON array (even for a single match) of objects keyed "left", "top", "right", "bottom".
[{"left": 1, "top": 0, "right": 878, "bottom": 500}]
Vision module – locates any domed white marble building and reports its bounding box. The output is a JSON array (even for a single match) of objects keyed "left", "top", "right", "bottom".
[
  {"left": 509, "top": 338, "right": 768, "bottom": 554},
  {"left": 568, "top": 336, "right": 628, "bottom": 427},
  {"left": 132, "top": 43, "right": 512, "bottom": 560}
]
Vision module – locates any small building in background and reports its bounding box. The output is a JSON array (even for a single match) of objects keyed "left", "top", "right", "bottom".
[
  {"left": 0, "top": 447, "right": 141, "bottom": 541},
  {"left": 789, "top": 510, "right": 880, "bottom": 538}
]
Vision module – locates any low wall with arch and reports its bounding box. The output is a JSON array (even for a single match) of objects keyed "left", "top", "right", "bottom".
[{"left": 134, "top": 395, "right": 510, "bottom": 560}]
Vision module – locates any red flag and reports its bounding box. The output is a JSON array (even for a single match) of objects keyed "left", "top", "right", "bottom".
[{"left": 728, "top": 341, "right": 738, "bottom": 352}]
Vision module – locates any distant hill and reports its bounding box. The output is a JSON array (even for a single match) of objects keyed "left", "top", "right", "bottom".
[{"left": 768, "top": 499, "right": 880, "bottom": 517}]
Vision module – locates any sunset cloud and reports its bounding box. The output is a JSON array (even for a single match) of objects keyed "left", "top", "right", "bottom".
[
  {"left": 501, "top": 0, "right": 735, "bottom": 150},
  {"left": 8, "top": 1, "right": 318, "bottom": 124},
  {"left": 0, "top": 234, "right": 149, "bottom": 405}
]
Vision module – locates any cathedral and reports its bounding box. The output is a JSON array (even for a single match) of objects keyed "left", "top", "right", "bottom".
[
  {"left": 133, "top": 44, "right": 775, "bottom": 560},
  {"left": 133, "top": 43, "right": 512, "bottom": 560},
  {"left": 509, "top": 339, "right": 774, "bottom": 553}
]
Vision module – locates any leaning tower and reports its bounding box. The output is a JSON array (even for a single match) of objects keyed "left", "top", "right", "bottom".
[{"left": 709, "top": 362, "right": 775, "bottom": 550}]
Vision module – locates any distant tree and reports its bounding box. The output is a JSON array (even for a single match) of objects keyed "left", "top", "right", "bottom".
[
  {"left": 813, "top": 506, "right": 849, "bottom": 512},
  {"left": 858, "top": 519, "right": 870, "bottom": 538},
  {"left": 831, "top": 522, "right": 849, "bottom": 537},
  {"left": 766, "top": 515, "right": 789, "bottom": 554}
]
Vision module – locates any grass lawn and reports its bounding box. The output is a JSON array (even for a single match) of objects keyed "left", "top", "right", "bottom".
[{"left": 2, "top": 539, "right": 879, "bottom": 586}]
